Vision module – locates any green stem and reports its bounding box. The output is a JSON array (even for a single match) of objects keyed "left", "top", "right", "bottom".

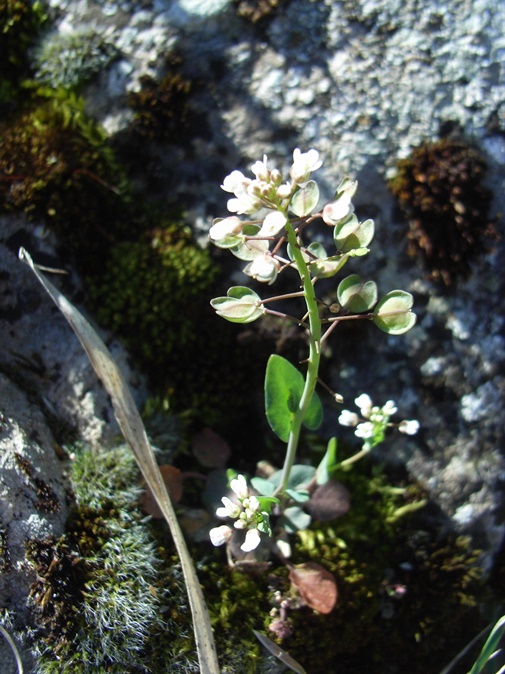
[{"left": 276, "top": 219, "right": 322, "bottom": 496}]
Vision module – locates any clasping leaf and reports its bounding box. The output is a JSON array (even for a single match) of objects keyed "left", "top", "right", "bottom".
[{"left": 265, "top": 355, "right": 323, "bottom": 442}]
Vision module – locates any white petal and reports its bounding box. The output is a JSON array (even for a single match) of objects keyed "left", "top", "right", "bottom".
[
  {"left": 240, "top": 528, "right": 261, "bottom": 552},
  {"left": 230, "top": 474, "right": 249, "bottom": 500},
  {"left": 354, "top": 393, "right": 373, "bottom": 416},
  {"left": 355, "top": 421, "right": 374, "bottom": 439},
  {"left": 382, "top": 400, "right": 398, "bottom": 416},
  {"left": 209, "top": 217, "right": 242, "bottom": 242},
  {"left": 258, "top": 211, "right": 287, "bottom": 237},
  {"left": 221, "top": 170, "right": 248, "bottom": 193}
]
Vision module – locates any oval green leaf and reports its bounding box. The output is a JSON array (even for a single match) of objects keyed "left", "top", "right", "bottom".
[
  {"left": 290, "top": 180, "right": 320, "bottom": 217},
  {"left": 281, "top": 506, "right": 312, "bottom": 533},
  {"left": 265, "top": 355, "right": 322, "bottom": 442},
  {"left": 372, "top": 290, "right": 416, "bottom": 335},
  {"left": 337, "top": 274, "right": 378, "bottom": 313},
  {"left": 334, "top": 215, "right": 375, "bottom": 253}
]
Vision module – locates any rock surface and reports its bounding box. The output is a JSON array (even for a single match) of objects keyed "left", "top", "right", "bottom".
[{"left": 0, "top": 374, "right": 68, "bottom": 672}]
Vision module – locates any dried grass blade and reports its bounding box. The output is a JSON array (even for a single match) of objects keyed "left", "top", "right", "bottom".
[{"left": 19, "top": 248, "right": 220, "bottom": 674}]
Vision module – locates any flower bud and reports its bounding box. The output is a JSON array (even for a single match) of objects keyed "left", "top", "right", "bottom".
[
  {"left": 244, "top": 254, "right": 280, "bottom": 285},
  {"left": 338, "top": 410, "right": 359, "bottom": 427},
  {"left": 209, "top": 217, "right": 244, "bottom": 244},
  {"left": 398, "top": 419, "right": 420, "bottom": 435},
  {"left": 209, "top": 525, "right": 233, "bottom": 547},
  {"left": 276, "top": 183, "right": 292, "bottom": 199},
  {"left": 322, "top": 194, "right": 354, "bottom": 226},
  {"left": 270, "top": 169, "right": 283, "bottom": 185},
  {"left": 261, "top": 183, "right": 276, "bottom": 200}
]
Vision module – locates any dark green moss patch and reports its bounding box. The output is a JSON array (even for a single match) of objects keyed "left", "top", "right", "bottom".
[{"left": 389, "top": 137, "right": 499, "bottom": 285}]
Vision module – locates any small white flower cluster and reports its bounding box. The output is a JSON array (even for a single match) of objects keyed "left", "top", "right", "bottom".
[
  {"left": 338, "top": 393, "right": 419, "bottom": 450},
  {"left": 209, "top": 474, "right": 270, "bottom": 553},
  {"left": 209, "top": 149, "right": 324, "bottom": 285}
]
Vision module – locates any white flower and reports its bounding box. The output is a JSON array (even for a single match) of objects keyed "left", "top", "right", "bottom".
[
  {"left": 248, "top": 495, "right": 261, "bottom": 512},
  {"left": 234, "top": 519, "right": 247, "bottom": 529},
  {"left": 382, "top": 400, "right": 398, "bottom": 416},
  {"left": 338, "top": 410, "right": 359, "bottom": 427},
  {"left": 230, "top": 474, "right": 249, "bottom": 500},
  {"left": 240, "top": 528, "right": 262, "bottom": 552},
  {"left": 209, "top": 524, "right": 233, "bottom": 547},
  {"left": 355, "top": 421, "right": 374, "bottom": 439},
  {"left": 216, "top": 496, "right": 241, "bottom": 519},
  {"left": 290, "top": 148, "right": 322, "bottom": 185},
  {"left": 258, "top": 210, "right": 287, "bottom": 237},
  {"left": 221, "top": 170, "right": 249, "bottom": 194},
  {"left": 398, "top": 419, "right": 420, "bottom": 435},
  {"left": 209, "top": 217, "right": 243, "bottom": 244},
  {"left": 222, "top": 170, "right": 263, "bottom": 214},
  {"left": 251, "top": 155, "right": 270, "bottom": 182},
  {"left": 244, "top": 254, "right": 280, "bottom": 284},
  {"left": 322, "top": 194, "right": 354, "bottom": 226},
  {"left": 227, "top": 193, "right": 262, "bottom": 215},
  {"left": 354, "top": 393, "right": 373, "bottom": 417}
]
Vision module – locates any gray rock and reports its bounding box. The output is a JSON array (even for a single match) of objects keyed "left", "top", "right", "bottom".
[
  {"left": 0, "top": 215, "right": 146, "bottom": 448},
  {"left": 0, "top": 374, "right": 68, "bottom": 673}
]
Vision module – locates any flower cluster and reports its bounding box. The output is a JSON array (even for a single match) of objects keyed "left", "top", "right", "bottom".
[
  {"left": 209, "top": 149, "right": 325, "bottom": 285},
  {"left": 209, "top": 474, "right": 273, "bottom": 553},
  {"left": 338, "top": 393, "right": 419, "bottom": 451}
]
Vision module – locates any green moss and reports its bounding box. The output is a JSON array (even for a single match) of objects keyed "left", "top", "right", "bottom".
[
  {"left": 0, "top": 86, "right": 135, "bottom": 273},
  {"left": 21, "top": 443, "right": 488, "bottom": 674},
  {"left": 388, "top": 137, "right": 498, "bottom": 285},
  {"left": 87, "top": 223, "right": 220, "bottom": 406},
  {"left": 127, "top": 57, "right": 192, "bottom": 142},
  {"left": 262, "top": 464, "right": 486, "bottom": 673},
  {"left": 29, "top": 444, "right": 165, "bottom": 674},
  {"left": 0, "top": 0, "right": 47, "bottom": 101}
]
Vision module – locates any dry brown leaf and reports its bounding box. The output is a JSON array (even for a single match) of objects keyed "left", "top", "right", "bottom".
[
  {"left": 288, "top": 561, "right": 338, "bottom": 614},
  {"left": 305, "top": 480, "right": 351, "bottom": 522},
  {"left": 142, "top": 465, "right": 183, "bottom": 517},
  {"left": 191, "top": 428, "right": 231, "bottom": 468}
]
